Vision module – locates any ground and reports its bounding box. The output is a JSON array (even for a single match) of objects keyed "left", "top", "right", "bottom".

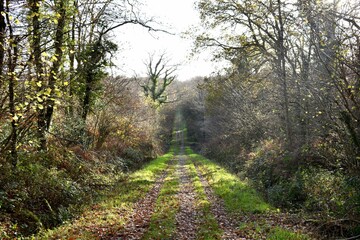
[{"left": 33, "top": 121, "right": 314, "bottom": 240}]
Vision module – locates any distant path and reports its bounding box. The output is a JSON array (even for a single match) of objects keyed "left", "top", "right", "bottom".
[{"left": 174, "top": 129, "right": 243, "bottom": 240}]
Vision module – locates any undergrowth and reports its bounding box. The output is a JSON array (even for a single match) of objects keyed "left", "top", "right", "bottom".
[{"left": 28, "top": 151, "right": 174, "bottom": 239}]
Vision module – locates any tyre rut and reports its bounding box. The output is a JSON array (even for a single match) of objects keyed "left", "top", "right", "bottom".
[
  {"left": 192, "top": 161, "right": 245, "bottom": 240},
  {"left": 106, "top": 161, "right": 174, "bottom": 240}
]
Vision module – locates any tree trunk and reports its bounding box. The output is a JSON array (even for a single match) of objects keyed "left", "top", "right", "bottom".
[
  {"left": 8, "top": 48, "right": 18, "bottom": 167},
  {"left": 30, "top": 0, "right": 47, "bottom": 150},
  {"left": 6, "top": 0, "right": 18, "bottom": 167},
  {"left": 45, "top": 0, "right": 67, "bottom": 129},
  {"left": 0, "top": 0, "right": 5, "bottom": 84},
  {"left": 66, "top": 0, "right": 76, "bottom": 116},
  {"left": 82, "top": 73, "right": 92, "bottom": 121},
  {"left": 277, "top": 0, "right": 292, "bottom": 149}
]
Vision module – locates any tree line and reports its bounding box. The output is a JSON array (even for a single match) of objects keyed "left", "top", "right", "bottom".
[
  {"left": 0, "top": 0, "right": 169, "bottom": 165},
  {"left": 0, "top": 0, "right": 177, "bottom": 236},
  {"left": 181, "top": 0, "right": 360, "bottom": 238}
]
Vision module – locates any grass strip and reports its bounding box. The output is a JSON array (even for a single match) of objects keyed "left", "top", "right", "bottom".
[
  {"left": 143, "top": 159, "right": 180, "bottom": 239},
  {"left": 34, "top": 152, "right": 174, "bottom": 240},
  {"left": 186, "top": 147, "right": 311, "bottom": 239},
  {"left": 186, "top": 147, "right": 270, "bottom": 214},
  {"left": 185, "top": 158, "right": 222, "bottom": 239}
]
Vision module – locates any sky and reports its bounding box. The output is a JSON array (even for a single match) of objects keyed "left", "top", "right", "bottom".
[{"left": 112, "top": 0, "right": 225, "bottom": 81}]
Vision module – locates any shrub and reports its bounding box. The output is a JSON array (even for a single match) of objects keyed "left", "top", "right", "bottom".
[
  {"left": 0, "top": 144, "right": 128, "bottom": 237},
  {"left": 267, "top": 175, "right": 306, "bottom": 208},
  {"left": 302, "top": 167, "right": 348, "bottom": 215}
]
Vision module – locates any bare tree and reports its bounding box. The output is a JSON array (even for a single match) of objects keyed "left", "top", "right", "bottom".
[{"left": 141, "top": 53, "right": 177, "bottom": 106}]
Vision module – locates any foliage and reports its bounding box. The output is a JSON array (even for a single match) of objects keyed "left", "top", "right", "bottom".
[
  {"left": 178, "top": 0, "right": 360, "bottom": 237},
  {"left": 0, "top": 73, "right": 176, "bottom": 238},
  {"left": 34, "top": 151, "right": 174, "bottom": 239},
  {"left": 302, "top": 168, "right": 349, "bottom": 215},
  {"left": 0, "top": 145, "right": 124, "bottom": 237}
]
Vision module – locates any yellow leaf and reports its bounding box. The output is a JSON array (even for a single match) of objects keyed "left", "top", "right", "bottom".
[
  {"left": 36, "top": 81, "right": 42, "bottom": 87},
  {"left": 51, "top": 55, "right": 58, "bottom": 62},
  {"left": 63, "top": 81, "right": 69, "bottom": 86},
  {"left": 38, "top": 104, "right": 44, "bottom": 110},
  {"left": 12, "top": 114, "right": 19, "bottom": 121},
  {"left": 44, "top": 87, "right": 52, "bottom": 96},
  {"left": 55, "top": 88, "right": 62, "bottom": 97}
]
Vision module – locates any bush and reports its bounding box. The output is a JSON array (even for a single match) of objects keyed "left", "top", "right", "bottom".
[
  {"left": 302, "top": 167, "right": 348, "bottom": 215},
  {"left": 1, "top": 156, "right": 85, "bottom": 234},
  {"left": 0, "top": 144, "right": 128, "bottom": 237},
  {"left": 267, "top": 175, "right": 306, "bottom": 208}
]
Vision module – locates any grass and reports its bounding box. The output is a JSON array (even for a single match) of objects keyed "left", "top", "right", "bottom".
[
  {"left": 186, "top": 147, "right": 270, "bottom": 214},
  {"left": 185, "top": 147, "right": 311, "bottom": 239},
  {"left": 143, "top": 159, "right": 180, "bottom": 239},
  {"left": 185, "top": 158, "right": 222, "bottom": 239},
  {"left": 268, "top": 227, "right": 310, "bottom": 240},
  {"left": 33, "top": 151, "right": 174, "bottom": 239}
]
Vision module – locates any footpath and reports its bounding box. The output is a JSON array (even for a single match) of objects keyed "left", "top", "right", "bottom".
[{"left": 35, "top": 122, "right": 312, "bottom": 239}]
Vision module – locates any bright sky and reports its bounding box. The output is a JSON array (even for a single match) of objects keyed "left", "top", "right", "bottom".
[{"left": 113, "top": 0, "right": 223, "bottom": 81}]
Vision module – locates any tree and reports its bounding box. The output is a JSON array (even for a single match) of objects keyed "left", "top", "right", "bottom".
[
  {"left": 0, "top": 0, "right": 170, "bottom": 162},
  {"left": 0, "top": 0, "right": 5, "bottom": 83},
  {"left": 196, "top": 0, "right": 297, "bottom": 148},
  {"left": 6, "top": 0, "right": 19, "bottom": 166},
  {"left": 70, "top": 0, "right": 169, "bottom": 123},
  {"left": 141, "top": 53, "right": 177, "bottom": 106}
]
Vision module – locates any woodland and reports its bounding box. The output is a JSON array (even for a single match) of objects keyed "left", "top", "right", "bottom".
[{"left": 0, "top": 0, "right": 360, "bottom": 239}]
